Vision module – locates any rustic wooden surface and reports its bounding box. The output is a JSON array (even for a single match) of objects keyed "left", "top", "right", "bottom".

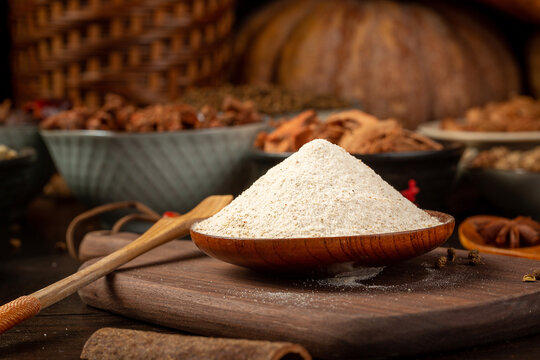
[
  {"left": 78, "top": 232, "right": 540, "bottom": 360},
  {"left": 4, "top": 195, "right": 540, "bottom": 360},
  {"left": 1, "top": 194, "right": 231, "bottom": 334},
  {"left": 0, "top": 197, "right": 167, "bottom": 360},
  {"left": 0, "top": 251, "right": 167, "bottom": 360}
]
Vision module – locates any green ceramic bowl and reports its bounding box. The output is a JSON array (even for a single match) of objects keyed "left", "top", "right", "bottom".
[{"left": 41, "top": 123, "right": 266, "bottom": 213}]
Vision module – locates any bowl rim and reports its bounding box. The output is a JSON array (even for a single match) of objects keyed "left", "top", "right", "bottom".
[
  {"left": 466, "top": 167, "right": 540, "bottom": 177},
  {"left": 418, "top": 120, "right": 540, "bottom": 143},
  {"left": 39, "top": 121, "right": 266, "bottom": 138},
  {"left": 0, "top": 124, "right": 39, "bottom": 128},
  {"left": 190, "top": 210, "right": 454, "bottom": 242}
]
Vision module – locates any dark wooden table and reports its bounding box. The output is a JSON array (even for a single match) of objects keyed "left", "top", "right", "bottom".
[{"left": 2, "top": 196, "right": 540, "bottom": 360}]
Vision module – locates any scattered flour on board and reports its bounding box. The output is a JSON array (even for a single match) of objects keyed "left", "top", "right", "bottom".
[
  {"left": 317, "top": 263, "right": 385, "bottom": 287},
  {"left": 194, "top": 139, "right": 440, "bottom": 238}
]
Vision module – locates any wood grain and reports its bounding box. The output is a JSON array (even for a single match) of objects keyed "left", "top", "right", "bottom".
[
  {"left": 191, "top": 211, "right": 454, "bottom": 270},
  {"left": 78, "top": 232, "right": 540, "bottom": 359}
]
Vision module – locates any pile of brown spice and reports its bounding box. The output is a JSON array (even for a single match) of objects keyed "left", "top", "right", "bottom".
[
  {"left": 468, "top": 249, "right": 484, "bottom": 265},
  {"left": 434, "top": 249, "right": 456, "bottom": 269},
  {"left": 41, "top": 94, "right": 262, "bottom": 132},
  {"left": 441, "top": 96, "right": 540, "bottom": 132},
  {"left": 470, "top": 215, "right": 540, "bottom": 248},
  {"left": 469, "top": 146, "right": 540, "bottom": 173},
  {"left": 180, "top": 84, "right": 352, "bottom": 115},
  {"left": 254, "top": 109, "right": 442, "bottom": 153}
]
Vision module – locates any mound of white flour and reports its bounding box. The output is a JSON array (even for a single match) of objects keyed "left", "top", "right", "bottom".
[{"left": 194, "top": 139, "right": 440, "bottom": 238}]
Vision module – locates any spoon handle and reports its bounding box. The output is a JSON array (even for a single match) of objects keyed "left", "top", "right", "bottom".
[
  {"left": 0, "top": 296, "right": 41, "bottom": 334},
  {"left": 0, "top": 217, "right": 195, "bottom": 334}
]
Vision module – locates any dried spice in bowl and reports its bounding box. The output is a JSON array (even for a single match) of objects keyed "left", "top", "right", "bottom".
[
  {"left": 441, "top": 96, "right": 540, "bottom": 132},
  {"left": 180, "top": 84, "right": 352, "bottom": 115},
  {"left": 468, "top": 146, "right": 540, "bottom": 173},
  {"left": 41, "top": 94, "right": 262, "bottom": 132},
  {"left": 254, "top": 109, "right": 442, "bottom": 153}
]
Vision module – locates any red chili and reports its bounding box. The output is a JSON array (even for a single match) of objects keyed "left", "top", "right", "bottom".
[
  {"left": 401, "top": 179, "right": 420, "bottom": 203},
  {"left": 162, "top": 211, "right": 181, "bottom": 218}
]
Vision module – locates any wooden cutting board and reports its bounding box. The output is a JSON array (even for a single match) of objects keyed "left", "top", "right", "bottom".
[{"left": 78, "top": 231, "right": 540, "bottom": 360}]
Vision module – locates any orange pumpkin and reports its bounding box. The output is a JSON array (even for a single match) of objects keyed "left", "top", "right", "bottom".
[{"left": 235, "top": 0, "right": 520, "bottom": 128}]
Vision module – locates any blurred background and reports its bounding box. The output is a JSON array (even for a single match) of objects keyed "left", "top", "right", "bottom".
[
  {"left": 0, "top": 0, "right": 536, "bottom": 106},
  {"left": 1, "top": 0, "right": 539, "bottom": 256}
]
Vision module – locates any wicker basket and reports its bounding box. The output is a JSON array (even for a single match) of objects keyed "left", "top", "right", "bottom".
[{"left": 9, "top": 0, "right": 235, "bottom": 109}]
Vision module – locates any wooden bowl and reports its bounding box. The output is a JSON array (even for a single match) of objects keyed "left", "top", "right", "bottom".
[
  {"left": 190, "top": 211, "right": 454, "bottom": 270},
  {"left": 459, "top": 215, "right": 540, "bottom": 260}
]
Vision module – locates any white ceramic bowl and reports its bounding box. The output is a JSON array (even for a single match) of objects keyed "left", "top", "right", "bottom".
[{"left": 418, "top": 120, "right": 540, "bottom": 148}]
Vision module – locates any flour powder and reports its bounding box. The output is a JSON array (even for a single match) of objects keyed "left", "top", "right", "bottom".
[{"left": 194, "top": 139, "right": 441, "bottom": 238}]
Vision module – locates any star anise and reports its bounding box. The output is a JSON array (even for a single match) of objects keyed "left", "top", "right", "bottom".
[{"left": 474, "top": 216, "right": 540, "bottom": 248}]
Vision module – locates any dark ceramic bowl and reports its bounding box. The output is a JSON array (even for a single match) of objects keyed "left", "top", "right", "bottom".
[
  {"left": 0, "top": 148, "right": 37, "bottom": 221},
  {"left": 249, "top": 143, "right": 465, "bottom": 211},
  {"left": 0, "top": 125, "right": 55, "bottom": 200},
  {"left": 466, "top": 168, "right": 540, "bottom": 221}
]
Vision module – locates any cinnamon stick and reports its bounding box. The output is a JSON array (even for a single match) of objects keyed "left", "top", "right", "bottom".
[{"left": 81, "top": 328, "right": 312, "bottom": 360}]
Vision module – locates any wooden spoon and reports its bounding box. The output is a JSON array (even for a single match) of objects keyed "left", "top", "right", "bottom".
[
  {"left": 191, "top": 210, "right": 454, "bottom": 271},
  {"left": 0, "top": 195, "right": 233, "bottom": 334}
]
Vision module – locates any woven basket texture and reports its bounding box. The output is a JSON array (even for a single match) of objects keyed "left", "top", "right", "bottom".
[{"left": 10, "top": 0, "right": 235, "bottom": 108}]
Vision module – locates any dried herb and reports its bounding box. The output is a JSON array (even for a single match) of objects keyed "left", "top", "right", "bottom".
[
  {"left": 41, "top": 94, "right": 262, "bottom": 132},
  {"left": 435, "top": 256, "right": 447, "bottom": 269},
  {"left": 469, "top": 146, "right": 540, "bottom": 173},
  {"left": 471, "top": 216, "right": 540, "bottom": 248},
  {"left": 468, "top": 249, "right": 484, "bottom": 265},
  {"left": 441, "top": 96, "right": 540, "bottom": 132},
  {"left": 446, "top": 248, "right": 456, "bottom": 262},
  {"left": 256, "top": 109, "right": 442, "bottom": 153},
  {"left": 180, "top": 84, "right": 351, "bottom": 115}
]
